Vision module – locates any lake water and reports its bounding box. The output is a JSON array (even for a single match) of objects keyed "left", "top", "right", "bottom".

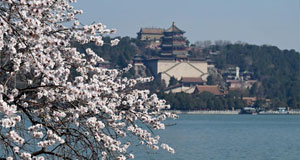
[{"left": 132, "top": 114, "right": 300, "bottom": 160}]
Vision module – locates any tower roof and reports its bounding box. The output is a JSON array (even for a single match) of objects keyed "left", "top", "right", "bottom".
[
  {"left": 139, "top": 28, "right": 164, "bottom": 34},
  {"left": 194, "top": 85, "right": 224, "bottom": 96},
  {"left": 165, "top": 22, "right": 185, "bottom": 33}
]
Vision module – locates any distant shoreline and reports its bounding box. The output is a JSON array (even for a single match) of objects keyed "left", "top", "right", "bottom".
[
  {"left": 172, "top": 110, "right": 240, "bottom": 115},
  {"left": 172, "top": 110, "right": 300, "bottom": 115}
]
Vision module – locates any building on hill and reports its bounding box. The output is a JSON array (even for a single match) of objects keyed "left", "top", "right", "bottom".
[
  {"left": 137, "top": 28, "right": 164, "bottom": 49},
  {"left": 194, "top": 85, "right": 225, "bottom": 96},
  {"left": 145, "top": 58, "right": 209, "bottom": 86},
  {"left": 181, "top": 77, "right": 205, "bottom": 86},
  {"left": 163, "top": 77, "right": 205, "bottom": 94},
  {"left": 223, "top": 66, "right": 257, "bottom": 90},
  {"left": 160, "top": 22, "right": 188, "bottom": 58},
  {"left": 223, "top": 67, "right": 254, "bottom": 81},
  {"left": 137, "top": 23, "right": 212, "bottom": 92},
  {"left": 132, "top": 55, "right": 149, "bottom": 78},
  {"left": 137, "top": 22, "right": 189, "bottom": 54},
  {"left": 227, "top": 79, "right": 257, "bottom": 91},
  {"left": 164, "top": 84, "right": 196, "bottom": 94},
  {"left": 137, "top": 28, "right": 164, "bottom": 41}
]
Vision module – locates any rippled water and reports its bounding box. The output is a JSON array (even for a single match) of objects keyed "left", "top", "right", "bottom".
[{"left": 132, "top": 114, "right": 300, "bottom": 160}]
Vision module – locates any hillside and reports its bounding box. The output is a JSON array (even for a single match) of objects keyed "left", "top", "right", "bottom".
[
  {"left": 212, "top": 44, "right": 300, "bottom": 108},
  {"left": 73, "top": 37, "right": 300, "bottom": 110}
]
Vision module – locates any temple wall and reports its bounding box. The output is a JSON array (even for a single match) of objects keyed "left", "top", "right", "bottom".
[{"left": 146, "top": 59, "right": 209, "bottom": 86}]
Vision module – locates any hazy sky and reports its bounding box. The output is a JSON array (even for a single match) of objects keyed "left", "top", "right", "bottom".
[{"left": 74, "top": 0, "right": 300, "bottom": 51}]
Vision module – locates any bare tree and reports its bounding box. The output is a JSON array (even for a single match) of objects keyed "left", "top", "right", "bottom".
[
  {"left": 214, "top": 40, "right": 232, "bottom": 46},
  {"left": 194, "top": 40, "right": 212, "bottom": 48}
]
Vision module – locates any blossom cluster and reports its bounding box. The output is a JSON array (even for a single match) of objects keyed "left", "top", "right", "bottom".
[
  {"left": 6, "top": 130, "right": 24, "bottom": 145},
  {"left": 1, "top": 115, "right": 21, "bottom": 128},
  {"left": 86, "top": 117, "right": 105, "bottom": 130},
  {"left": 0, "top": 101, "right": 17, "bottom": 116},
  {"left": 0, "top": 0, "right": 177, "bottom": 159},
  {"left": 161, "top": 143, "right": 175, "bottom": 154},
  {"left": 37, "top": 130, "right": 65, "bottom": 148}
]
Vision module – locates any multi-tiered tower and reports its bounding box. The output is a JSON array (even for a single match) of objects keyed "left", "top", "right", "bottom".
[{"left": 160, "top": 22, "right": 188, "bottom": 58}]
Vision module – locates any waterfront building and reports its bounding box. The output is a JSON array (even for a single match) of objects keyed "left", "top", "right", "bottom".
[
  {"left": 242, "top": 97, "right": 272, "bottom": 108},
  {"left": 242, "top": 97, "right": 257, "bottom": 106},
  {"left": 160, "top": 22, "right": 188, "bottom": 58},
  {"left": 194, "top": 85, "right": 225, "bottom": 96}
]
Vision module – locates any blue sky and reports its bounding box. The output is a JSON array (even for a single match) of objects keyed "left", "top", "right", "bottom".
[{"left": 74, "top": 0, "right": 300, "bottom": 51}]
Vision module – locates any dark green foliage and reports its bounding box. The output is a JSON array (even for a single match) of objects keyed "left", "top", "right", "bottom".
[
  {"left": 135, "top": 77, "right": 166, "bottom": 93},
  {"left": 213, "top": 44, "right": 300, "bottom": 109},
  {"left": 73, "top": 36, "right": 148, "bottom": 68},
  {"left": 168, "top": 76, "right": 179, "bottom": 86},
  {"left": 206, "top": 75, "right": 215, "bottom": 85},
  {"left": 160, "top": 92, "right": 246, "bottom": 111}
]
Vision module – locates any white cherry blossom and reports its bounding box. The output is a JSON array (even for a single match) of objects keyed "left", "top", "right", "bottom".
[{"left": 0, "top": 0, "right": 177, "bottom": 159}]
